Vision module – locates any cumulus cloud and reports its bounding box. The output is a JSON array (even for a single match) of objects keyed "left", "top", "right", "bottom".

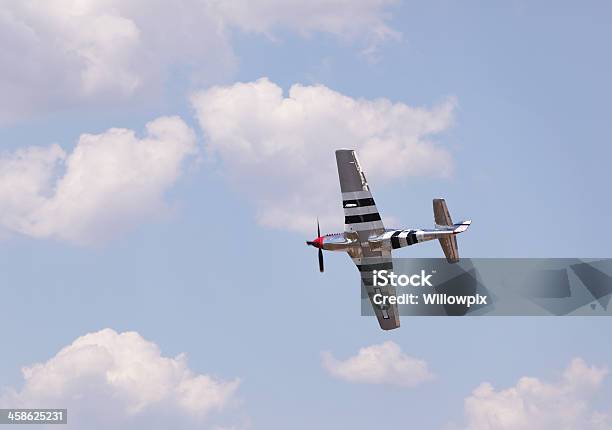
[
  {"left": 191, "top": 78, "right": 455, "bottom": 233},
  {"left": 0, "top": 1, "right": 233, "bottom": 122},
  {"left": 0, "top": 116, "right": 196, "bottom": 244},
  {"left": 321, "top": 341, "right": 434, "bottom": 387},
  {"left": 0, "top": 329, "right": 240, "bottom": 429},
  {"left": 0, "top": 0, "right": 398, "bottom": 122},
  {"left": 463, "top": 358, "right": 611, "bottom": 430}
]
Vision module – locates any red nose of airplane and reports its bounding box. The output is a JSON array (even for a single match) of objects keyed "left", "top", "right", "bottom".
[{"left": 306, "top": 236, "right": 324, "bottom": 249}]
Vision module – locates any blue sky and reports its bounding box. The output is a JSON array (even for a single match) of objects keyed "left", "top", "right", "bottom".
[{"left": 1, "top": 1, "right": 611, "bottom": 429}]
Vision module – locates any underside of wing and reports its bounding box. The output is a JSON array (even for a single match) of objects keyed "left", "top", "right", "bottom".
[
  {"left": 336, "top": 149, "right": 385, "bottom": 237},
  {"left": 352, "top": 249, "right": 400, "bottom": 331},
  {"left": 336, "top": 149, "right": 398, "bottom": 329}
]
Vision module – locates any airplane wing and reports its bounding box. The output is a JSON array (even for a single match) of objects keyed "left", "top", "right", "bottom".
[
  {"left": 357, "top": 249, "right": 401, "bottom": 330},
  {"left": 335, "top": 149, "right": 385, "bottom": 236},
  {"left": 335, "top": 149, "right": 400, "bottom": 330}
]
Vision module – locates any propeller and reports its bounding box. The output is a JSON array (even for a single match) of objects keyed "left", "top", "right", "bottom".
[
  {"left": 318, "top": 248, "right": 324, "bottom": 273},
  {"left": 306, "top": 219, "right": 324, "bottom": 273}
]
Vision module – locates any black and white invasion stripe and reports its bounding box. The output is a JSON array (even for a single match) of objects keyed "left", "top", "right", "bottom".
[
  {"left": 353, "top": 256, "right": 394, "bottom": 319},
  {"left": 387, "top": 230, "right": 421, "bottom": 249},
  {"left": 342, "top": 190, "right": 384, "bottom": 232}
]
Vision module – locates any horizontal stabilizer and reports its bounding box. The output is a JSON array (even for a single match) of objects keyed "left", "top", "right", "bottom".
[
  {"left": 433, "top": 199, "right": 470, "bottom": 263},
  {"left": 433, "top": 198, "right": 453, "bottom": 226},
  {"left": 439, "top": 235, "right": 459, "bottom": 263}
]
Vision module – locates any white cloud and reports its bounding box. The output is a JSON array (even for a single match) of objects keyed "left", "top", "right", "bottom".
[
  {"left": 0, "top": 329, "right": 240, "bottom": 428},
  {"left": 0, "top": 1, "right": 234, "bottom": 122},
  {"left": 0, "top": 116, "right": 196, "bottom": 244},
  {"left": 215, "top": 0, "right": 397, "bottom": 37},
  {"left": 214, "top": 0, "right": 400, "bottom": 58},
  {"left": 191, "top": 77, "right": 455, "bottom": 234},
  {"left": 321, "top": 341, "right": 434, "bottom": 387},
  {"left": 0, "top": 0, "right": 398, "bottom": 122},
  {"left": 463, "top": 358, "right": 611, "bottom": 430}
]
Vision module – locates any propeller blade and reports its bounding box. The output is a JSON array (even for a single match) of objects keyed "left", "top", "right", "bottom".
[
  {"left": 317, "top": 218, "right": 321, "bottom": 238},
  {"left": 318, "top": 248, "right": 324, "bottom": 272}
]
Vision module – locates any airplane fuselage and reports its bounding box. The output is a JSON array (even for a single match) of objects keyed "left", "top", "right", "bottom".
[{"left": 309, "top": 225, "right": 468, "bottom": 254}]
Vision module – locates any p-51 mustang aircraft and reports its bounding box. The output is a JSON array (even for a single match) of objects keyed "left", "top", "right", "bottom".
[{"left": 306, "top": 149, "right": 471, "bottom": 330}]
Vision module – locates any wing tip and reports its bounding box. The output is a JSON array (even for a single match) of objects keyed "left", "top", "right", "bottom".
[
  {"left": 335, "top": 148, "right": 354, "bottom": 155},
  {"left": 380, "top": 321, "right": 401, "bottom": 330}
]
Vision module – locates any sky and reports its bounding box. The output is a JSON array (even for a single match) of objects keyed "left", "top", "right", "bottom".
[{"left": 0, "top": 1, "right": 611, "bottom": 429}]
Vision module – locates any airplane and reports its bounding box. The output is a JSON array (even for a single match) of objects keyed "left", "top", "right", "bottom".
[{"left": 306, "top": 149, "right": 471, "bottom": 330}]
